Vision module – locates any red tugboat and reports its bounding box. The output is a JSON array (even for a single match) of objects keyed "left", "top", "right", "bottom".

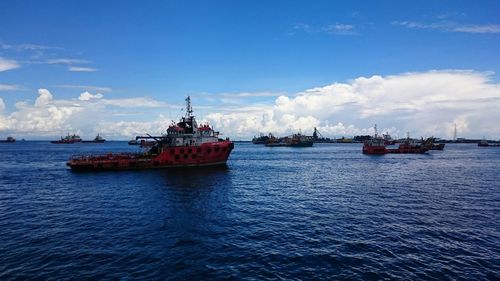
[
  {"left": 67, "top": 97, "right": 234, "bottom": 171},
  {"left": 363, "top": 126, "right": 433, "bottom": 155},
  {"left": 362, "top": 125, "right": 388, "bottom": 154}
]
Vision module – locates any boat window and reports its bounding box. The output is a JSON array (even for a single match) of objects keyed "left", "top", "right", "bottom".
[
  {"left": 214, "top": 146, "right": 220, "bottom": 152},
  {"left": 184, "top": 154, "right": 188, "bottom": 159},
  {"left": 175, "top": 155, "right": 180, "bottom": 160},
  {"left": 187, "top": 148, "right": 192, "bottom": 153},
  {"left": 180, "top": 148, "right": 184, "bottom": 153},
  {"left": 192, "top": 154, "right": 197, "bottom": 159},
  {"left": 207, "top": 148, "right": 212, "bottom": 153}
]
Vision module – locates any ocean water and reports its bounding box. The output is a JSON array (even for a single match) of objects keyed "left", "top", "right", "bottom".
[{"left": 0, "top": 141, "right": 499, "bottom": 280}]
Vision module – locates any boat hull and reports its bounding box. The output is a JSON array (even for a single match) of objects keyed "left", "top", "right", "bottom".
[
  {"left": 363, "top": 144, "right": 429, "bottom": 154},
  {"left": 67, "top": 141, "right": 234, "bottom": 171},
  {"left": 362, "top": 145, "right": 388, "bottom": 154}
]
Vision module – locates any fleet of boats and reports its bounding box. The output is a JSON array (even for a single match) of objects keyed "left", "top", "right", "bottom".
[
  {"left": 265, "top": 133, "right": 314, "bottom": 147},
  {"left": 2, "top": 99, "right": 499, "bottom": 169},
  {"left": 362, "top": 126, "right": 435, "bottom": 155}
]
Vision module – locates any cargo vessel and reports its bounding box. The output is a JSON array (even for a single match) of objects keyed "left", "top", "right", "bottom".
[
  {"left": 265, "top": 132, "right": 313, "bottom": 147},
  {"left": 67, "top": 97, "right": 234, "bottom": 171},
  {"left": 0, "top": 136, "right": 15, "bottom": 143},
  {"left": 82, "top": 134, "right": 106, "bottom": 143},
  {"left": 252, "top": 133, "right": 270, "bottom": 144},
  {"left": 51, "top": 134, "right": 82, "bottom": 144}
]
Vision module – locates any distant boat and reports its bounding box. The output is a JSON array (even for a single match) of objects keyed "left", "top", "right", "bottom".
[
  {"left": 265, "top": 133, "right": 313, "bottom": 147},
  {"left": 431, "top": 143, "right": 445, "bottom": 150},
  {"left": 312, "top": 127, "right": 335, "bottom": 143},
  {"left": 383, "top": 133, "right": 398, "bottom": 145},
  {"left": 363, "top": 137, "right": 433, "bottom": 154},
  {"left": 362, "top": 125, "right": 433, "bottom": 154},
  {"left": 51, "top": 134, "right": 82, "bottom": 144},
  {"left": 252, "top": 133, "right": 270, "bottom": 144},
  {"left": 128, "top": 137, "right": 155, "bottom": 147},
  {"left": 82, "top": 134, "right": 106, "bottom": 143},
  {"left": 0, "top": 136, "right": 16, "bottom": 143},
  {"left": 140, "top": 139, "right": 155, "bottom": 147},
  {"left": 478, "top": 139, "right": 500, "bottom": 147}
]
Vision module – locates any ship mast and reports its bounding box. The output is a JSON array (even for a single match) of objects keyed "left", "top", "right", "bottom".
[
  {"left": 185, "top": 96, "right": 193, "bottom": 118},
  {"left": 453, "top": 123, "right": 457, "bottom": 141}
]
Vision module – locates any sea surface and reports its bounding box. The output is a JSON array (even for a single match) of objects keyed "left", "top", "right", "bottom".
[{"left": 0, "top": 141, "right": 499, "bottom": 280}]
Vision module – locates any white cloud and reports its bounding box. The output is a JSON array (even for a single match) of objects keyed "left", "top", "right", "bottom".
[
  {"left": 0, "top": 84, "right": 22, "bottom": 91},
  {"left": 0, "top": 89, "right": 177, "bottom": 138},
  {"left": 102, "top": 97, "right": 171, "bottom": 108},
  {"left": 78, "top": 91, "right": 103, "bottom": 101},
  {"left": 55, "top": 85, "right": 112, "bottom": 92},
  {"left": 68, "top": 66, "right": 98, "bottom": 72},
  {"left": 1, "top": 71, "right": 499, "bottom": 140},
  {"left": 392, "top": 21, "right": 500, "bottom": 34},
  {"left": 294, "top": 23, "right": 358, "bottom": 35},
  {"left": 0, "top": 57, "right": 20, "bottom": 72},
  {"left": 203, "top": 70, "right": 500, "bottom": 139},
  {"left": 0, "top": 42, "right": 61, "bottom": 51},
  {"left": 34, "top": 89, "right": 54, "bottom": 107},
  {"left": 46, "top": 58, "right": 89, "bottom": 65}
]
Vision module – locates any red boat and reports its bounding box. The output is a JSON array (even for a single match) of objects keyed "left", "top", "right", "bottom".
[
  {"left": 363, "top": 126, "right": 433, "bottom": 155},
  {"left": 67, "top": 97, "right": 234, "bottom": 171},
  {"left": 362, "top": 137, "right": 388, "bottom": 154}
]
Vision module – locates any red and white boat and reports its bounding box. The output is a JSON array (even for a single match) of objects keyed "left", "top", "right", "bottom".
[
  {"left": 67, "top": 97, "right": 234, "bottom": 171},
  {"left": 362, "top": 126, "right": 433, "bottom": 155}
]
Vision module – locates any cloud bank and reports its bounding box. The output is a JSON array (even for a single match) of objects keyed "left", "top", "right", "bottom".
[
  {"left": 205, "top": 70, "right": 500, "bottom": 139},
  {"left": 0, "top": 70, "right": 499, "bottom": 139}
]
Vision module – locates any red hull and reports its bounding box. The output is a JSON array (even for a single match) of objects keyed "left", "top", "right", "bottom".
[
  {"left": 363, "top": 144, "right": 429, "bottom": 154},
  {"left": 67, "top": 141, "right": 234, "bottom": 171},
  {"left": 362, "top": 145, "right": 388, "bottom": 154}
]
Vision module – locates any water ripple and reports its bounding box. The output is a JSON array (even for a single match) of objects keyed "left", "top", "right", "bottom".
[{"left": 0, "top": 142, "right": 499, "bottom": 280}]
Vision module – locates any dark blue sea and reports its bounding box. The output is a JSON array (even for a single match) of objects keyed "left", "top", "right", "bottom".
[{"left": 0, "top": 141, "right": 499, "bottom": 280}]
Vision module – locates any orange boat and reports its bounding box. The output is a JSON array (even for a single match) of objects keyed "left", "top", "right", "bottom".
[
  {"left": 362, "top": 126, "right": 433, "bottom": 155},
  {"left": 67, "top": 97, "right": 233, "bottom": 171}
]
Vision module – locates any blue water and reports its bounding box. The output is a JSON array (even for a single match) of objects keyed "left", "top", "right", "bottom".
[{"left": 0, "top": 142, "right": 499, "bottom": 280}]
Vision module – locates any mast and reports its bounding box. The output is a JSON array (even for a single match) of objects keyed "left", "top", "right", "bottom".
[
  {"left": 453, "top": 123, "right": 457, "bottom": 141},
  {"left": 185, "top": 96, "right": 193, "bottom": 118}
]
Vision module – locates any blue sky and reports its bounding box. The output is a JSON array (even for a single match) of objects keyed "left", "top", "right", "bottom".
[{"left": 1, "top": 1, "right": 500, "bottom": 139}]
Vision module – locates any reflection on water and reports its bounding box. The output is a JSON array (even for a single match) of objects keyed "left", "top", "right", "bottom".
[
  {"left": 0, "top": 142, "right": 498, "bottom": 280},
  {"left": 160, "top": 164, "right": 230, "bottom": 189}
]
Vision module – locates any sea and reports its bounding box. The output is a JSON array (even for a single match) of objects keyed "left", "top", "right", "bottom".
[{"left": 0, "top": 141, "right": 498, "bottom": 280}]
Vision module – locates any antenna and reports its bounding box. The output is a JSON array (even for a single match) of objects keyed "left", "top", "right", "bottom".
[
  {"left": 453, "top": 123, "right": 457, "bottom": 141},
  {"left": 374, "top": 124, "right": 378, "bottom": 137},
  {"left": 185, "top": 96, "right": 193, "bottom": 118}
]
